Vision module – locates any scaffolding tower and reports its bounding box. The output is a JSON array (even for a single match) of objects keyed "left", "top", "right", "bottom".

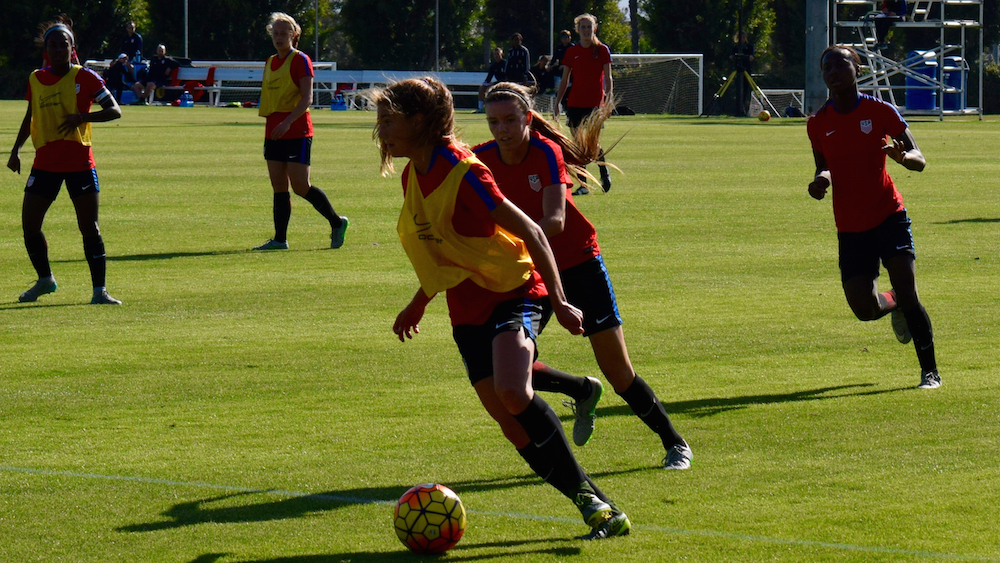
[{"left": 832, "top": 0, "right": 983, "bottom": 120}]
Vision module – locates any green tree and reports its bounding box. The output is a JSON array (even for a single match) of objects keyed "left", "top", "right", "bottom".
[
  {"left": 483, "top": 0, "right": 627, "bottom": 63},
  {"left": 0, "top": 0, "right": 146, "bottom": 98},
  {"left": 339, "top": 0, "right": 483, "bottom": 70}
]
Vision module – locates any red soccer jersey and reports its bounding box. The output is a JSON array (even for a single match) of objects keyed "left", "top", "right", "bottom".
[
  {"left": 807, "top": 94, "right": 907, "bottom": 233},
  {"left": 401, "top": 144, "right": 546, "bottom": 326},
  {"left": 26, "top": 66, "right": 106, "bottom": 172},
  {"left": 563, "top": 43, "right": 612, "bottom": 108},
  {"left": 264, "top": 51, "right": 315, "bottom": 140},
  {"left": 474, "top": 131, "right": 600, "bottom": 270}
]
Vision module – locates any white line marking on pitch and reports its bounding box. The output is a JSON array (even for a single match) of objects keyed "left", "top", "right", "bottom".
[{"left": 2, "top": 466, "right": 996, "bottom": 562}]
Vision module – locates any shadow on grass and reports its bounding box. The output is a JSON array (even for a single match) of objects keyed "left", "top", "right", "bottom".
[
  {"left": 48, "top": 248, "right": 329, "bottom": 264},
  {"left": 188, "top": 540, "right": 581, "bottom": 563},
  {"left": 118, "top": 474, "right": 546, "bottom": 533},
  {"left": 570, "top": 383, "right": 911, "bottom": 420},
  {"left": 934, "top": 217, "right": 1000, "bottom": 224}
]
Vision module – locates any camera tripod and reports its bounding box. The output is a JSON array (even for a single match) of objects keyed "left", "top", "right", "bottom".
[{"left": 703, "top": 68, "right": 776, "bottom": 117}]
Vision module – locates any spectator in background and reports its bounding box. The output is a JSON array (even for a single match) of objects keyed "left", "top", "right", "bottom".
[
  {"left": 478, "top": 47, "right": 506, "bottom": 112},
  {"left": 530, "top": 55, "right": 553, "bottom": 93},
  {"left": 132, "top": 44, "right": 179, "bottom": 104},
  {"left": 104, "top": 53, "right": 135, "bottom": 103},
  {"left": 505, "top": 33, "right": 531, "bottom": 84},
  {"left": 121, "top": 21, "right": 142, "bottom": 63},
  {"left": 548, "top": 30, "right": 575, "bottom": 113}
]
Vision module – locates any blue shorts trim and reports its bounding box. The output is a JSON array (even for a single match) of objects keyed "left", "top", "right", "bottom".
[
  {"left": 560, "top": 255, "right": 622, "bottom": 336},
  {"left": 25, "top": 168, "right": 100, "bottom": 201},
  {"left": 452, "top": 298, "right": 544, "bottom": 385}
]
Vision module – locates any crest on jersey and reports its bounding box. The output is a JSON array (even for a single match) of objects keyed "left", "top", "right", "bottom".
[
  {"left": 528, "top": 174, "right": 542, "bottom": 192},
  {"left": 860, "top": 119, "right": 873, "bottom": 134}
]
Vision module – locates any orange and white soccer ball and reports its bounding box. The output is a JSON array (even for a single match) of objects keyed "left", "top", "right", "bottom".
[{"left": 758, "top": 110, "right": 771, "bottom": 121}]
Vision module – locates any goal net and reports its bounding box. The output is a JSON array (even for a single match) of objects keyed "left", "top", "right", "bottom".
[
  {"left": 534, "top": 54, "right": 703, "bottom": 115},
  {"left": 749, "top": 89, "right": 806, "bottom": 118},
  {"left": 614, "top": 54, "right": 704, "bottom": 115}
]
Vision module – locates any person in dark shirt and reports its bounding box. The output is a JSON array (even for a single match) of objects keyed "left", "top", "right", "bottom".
[
  {"left": 874, "top": 1, "right": 908, "bottom": 49},
  {"left": 505, "top": 33, "right": 531, "bottom": 84},
  {"left": 478, "top": 47, "right": 506, "bottom": 111},
  {"left": 121, "top": 21, "right": 142, "bottom": 64},
  {"left": 104, "top": 53, "right": 135, "bottom": 102},
  {"left": 530, "top": 55, "right": 553, "bottom": 92},
  {"left": 132, "top": 44, "right": 179, "bottom": 104}
]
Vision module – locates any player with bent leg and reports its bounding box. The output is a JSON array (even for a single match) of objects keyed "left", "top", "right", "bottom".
[
  {"left": 254, "top": 12, "right": 348, "bottom": 251},
  {"left": 807, "top": 45, "right": 939, "bottom": 389},
  {"left": 372, "top": 78, "right": 630, "bottom": 540},
  {"left": 475, "top": 82, "right": 692, "bottom": 470}
]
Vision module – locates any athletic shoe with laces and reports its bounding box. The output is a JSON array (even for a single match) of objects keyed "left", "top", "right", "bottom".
[
  {"left": 918, "top": 370, "right": 941, "bottom": 389},
  {"left": 891, "top": 308, "right": 911, "bottom": 344},
  {"left": 564, "top": 376, "right": 603, "bottom": 446},
  {"left": 662, "top": 442, "right": 693, "bottom": 470},
  {"left": 331, "top": 216, "right": 350, "bottom": 249},
  {"left": 573, "top": 490, "right": 613, "bottom": 529},
  {"left": 91, "top": 289, "right": 122, "bottom": 305},
  {"left": 253, "top": 238, "right": 288, "bottom": 251},
  {"left": 577, "top": 510, "right": 631, "bottom": 540},
  {"left": 19, "top": 278, "right": 57, "bottom": 302},
  {"left": 573, "top": 185, "right": 590, "bottom": 196}
]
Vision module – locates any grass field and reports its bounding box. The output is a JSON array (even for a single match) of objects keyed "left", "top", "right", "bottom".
[{"left": 1, "top": 100, "right": 998, "bottom": 563}]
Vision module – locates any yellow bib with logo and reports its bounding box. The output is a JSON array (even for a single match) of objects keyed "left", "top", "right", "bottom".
[
  {"left": 29, "top": 66, "right": 91, "bottom": 150},
  {"left": 398, "top": 155, "right": 533, "bottom": 296},
  {"left": 259, "top": 50, "right": 306, "bottom": 117}
]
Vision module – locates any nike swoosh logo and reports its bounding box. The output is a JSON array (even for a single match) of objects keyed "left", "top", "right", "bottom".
[
  {"left": 826, "top": 130, "right": 836, "bottom": 136},
  {"left": 495, "top": 320, "right": 517, "bottom": 330},
  {"left": 596, "top": 314, "right": 613, "bottom": 324},
  {"left": 896, "top": 245, "right": 911, "bottom": 250},
  {"left": 80, "top": 184, "right": 91, "bottom": 191}
]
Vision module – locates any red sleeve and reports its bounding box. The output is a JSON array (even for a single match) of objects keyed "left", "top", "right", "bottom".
[
  {"left": 452, "top": 160, "right": 505, "bottom": 238},
  {"left": 291, "top": 52, "right": 315, "bottom": 83},
  {"left": 600, "top": 44, "right": 612, "bottom": 65}
]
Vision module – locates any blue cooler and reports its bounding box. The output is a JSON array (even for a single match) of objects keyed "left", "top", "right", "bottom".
[
  {"left": 942, "top": 56, "right": 967, "bottom": 111},
  {"left": 904, "top": 50, "right": 937, "bottom": 110},
  {"left": 119, "top": 90, "right": 136, "bottom": 105},
  {"left": 330, "top": 94, "right": 347, "bottom": 111}
]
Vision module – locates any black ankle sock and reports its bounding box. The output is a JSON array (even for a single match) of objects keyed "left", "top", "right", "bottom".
[
  {"left": 531, "top": 361, "right": 591, "bottom": 402},
  {"left": 82, "top": 235, "right": 107, "bottom": 288},
  {"left": 273, "top": 192, "right": 291, "bottom": 242},
  {"left": 302, "top": 186, "right": 342, "bottom": 229},
  {"left": 512, "top": 394, "right": 588, "bottom": 499},
  {"left": 24, "top": 232, "right": 52, "bottom": 278},
  {"left": 903, "top": 304, "right": 936, "bottom": 373},
  {"left": 618, "top": 375, "right": 684, "bottom": 449}
]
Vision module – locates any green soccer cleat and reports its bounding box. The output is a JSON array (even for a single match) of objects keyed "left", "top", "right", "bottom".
[
  {"left": 254, "top": 238, "right": 289, "bottom": 251},
  {"left": 573, "top": 489, "right": 613, "bottom": 529},
  {"left": 565, "top": 377, "right": 603, "bottom": 446},
  {"left": 577, "top": 510, "right": 631, "bottom": 540},
  {"left": 19, "top": 278, "right": 57, "bottom": 303},
  {"left": 891, "top": 308, "right": 911, "bottom": 344},
  {"left": 331, "top": 216, "right": 350, "bottom": 249}
]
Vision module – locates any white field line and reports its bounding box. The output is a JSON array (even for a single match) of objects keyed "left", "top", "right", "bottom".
[{"left": 2, "top": 465, "right": 997, "bottom": 562}]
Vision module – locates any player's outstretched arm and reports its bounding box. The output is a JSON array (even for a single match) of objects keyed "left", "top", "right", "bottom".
[{"left": 7, "top": 105, "right": 32, "bottom": 174}]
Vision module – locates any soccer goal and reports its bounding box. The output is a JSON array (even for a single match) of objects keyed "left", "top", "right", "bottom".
[
  {"left": 613, "top": 54, "right": 704, "bottom": 115},
  {"left": 750, "top": 89, "right": 806, "bottom": 118}
]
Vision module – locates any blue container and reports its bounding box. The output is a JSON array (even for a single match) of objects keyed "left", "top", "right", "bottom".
[
  {"left": 119, "top": 90, "right": 136, "bottom": 105},
  {"left": 904, "top": 50, "right": 938, "bottom": 110},
  {"left": 179, "top": 91, "right": 194, "bottom": 107},
  {"left": 330, "top": 94, "right": 347, "bottom": 111},
  {"left": 942, "top": 56, "right": 967, "bottom": 111}
]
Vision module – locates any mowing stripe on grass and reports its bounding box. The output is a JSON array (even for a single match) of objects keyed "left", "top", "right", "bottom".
[{"left": 3, "top": 465, "right": 996, "bottom": 562}]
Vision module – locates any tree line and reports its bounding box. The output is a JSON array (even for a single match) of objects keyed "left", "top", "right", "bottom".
[{"left": 2, "top": 0, "right": 997, "bottom": 105}]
